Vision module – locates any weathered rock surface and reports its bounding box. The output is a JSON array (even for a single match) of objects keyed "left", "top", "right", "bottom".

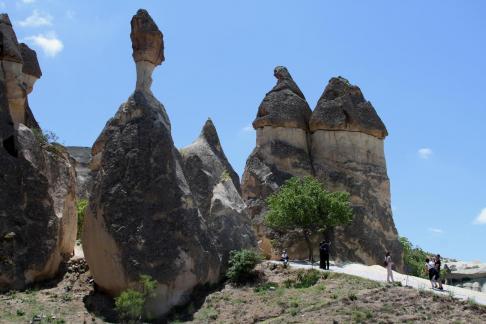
[
  {"left": 0, "top": 14, "right": 77, "bottom": 290},
  {"left": 309, "top": 77, "right": 387, "bottom": 138},
  {"left": 66, "top": 146, "right": 93, "bottom": 200},
  {"left": 242, "top": 67, "right": 315, "bottom": 258},
  {"left": 83, "top": 10, "right": 221, "bottom": 318},
  {"left": 181, "top": 119, "right": 256, "bottom": 268},
  {"left": 242, "top": 70, "right": 403, "bottom": 269},
  {"left": 310, "top": 77, "right": 402, "bottom": 270}
]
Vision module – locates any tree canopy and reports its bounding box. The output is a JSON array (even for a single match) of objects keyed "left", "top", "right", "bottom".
[{"left": 265, "top": 176, "right": 353, "bottom": 261}]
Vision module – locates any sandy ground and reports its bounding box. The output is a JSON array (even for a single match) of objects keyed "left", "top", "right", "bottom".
[{"left": 279, "top": 261, "right": 486, "bottom": 306}]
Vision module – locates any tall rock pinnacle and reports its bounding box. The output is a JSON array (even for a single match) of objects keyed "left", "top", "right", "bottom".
[
  {"left": 83, "top": 10, "right": 222, "bottom": 319},
  {"left": 130, "top": 9, "right": 164, "bottom": 92}
]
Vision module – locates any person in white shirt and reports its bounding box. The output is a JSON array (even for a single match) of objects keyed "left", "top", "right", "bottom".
[
  {"left": 425, "top": 258, "right": 437, "bottom": 288},
  {"left": 385, "top": 251, "right": 394, "bottom": 283}
]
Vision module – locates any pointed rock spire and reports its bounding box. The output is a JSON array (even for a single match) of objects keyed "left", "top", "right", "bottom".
[
  {"left": 309, "top": 76, "right": 388, "bottom": 138},
  {"left": 253, "top": 66, "right": 311, "bottom": 130},
  {"left": 19, "top": 43, "right": 42, "bottom": 79}
]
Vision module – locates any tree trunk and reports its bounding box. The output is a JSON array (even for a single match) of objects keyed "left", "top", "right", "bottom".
[{"left": 303, "top": 230, "right": 313, "bottom": 264}]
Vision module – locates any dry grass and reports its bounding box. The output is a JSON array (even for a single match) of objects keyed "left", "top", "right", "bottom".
[{"left": 181, "top": 263, "right": 486, "bottom": 324}]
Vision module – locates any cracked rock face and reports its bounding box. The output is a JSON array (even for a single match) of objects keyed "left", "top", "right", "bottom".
[
  {"left": 181, "top": 119, "right": 256, "bottom": 269},
  {"left": 242, "top": 67, "right": 314, "bottom": 259},
  {"left": 83, "top": 10, "right": 221, "bottom": 318},
  {"left": 0, "top": 14, "right": 77, "bottom": 290}
]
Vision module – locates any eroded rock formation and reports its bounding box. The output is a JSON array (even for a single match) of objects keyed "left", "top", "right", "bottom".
[
  {"left": 83, "top": 9, "right": 221, "bottom": 318},
  {"left": 242, "top": 69, "right": 403, "bottom": 269},
  {"left": 241, "top": 66, "right": 314, "bottom": 258},
  {"left": 0, "top": 14, "right": 77, "bottom": 290},
  {"left": 181, "top": 119, "right": 256, "bottom": 268},
  {"left": 66, "top": 146, "right": 93, "bottom": 200},
  {"left": 310, "top": 77, "right": 402, "bottom": 269}
]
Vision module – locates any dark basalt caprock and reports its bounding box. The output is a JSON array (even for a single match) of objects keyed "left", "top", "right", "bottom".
[
  {"left": 253, "top": 66, "right": 312, "bottom": 130},
  {"left": 309, "top": 76, "right": 388, "bottom": 138}
]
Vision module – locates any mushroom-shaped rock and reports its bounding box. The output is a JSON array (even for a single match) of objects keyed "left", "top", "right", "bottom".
[
  {"left": 242, "top": 67, "right": 314, "bottom": 259},
  {"left": 309, "top": 77, "right": 387, "bottom": 139},
  {"left": 309, "top": 77, "right": 403, "bottom": 270},
  {"left": 181, "top": 119, "right": 256, "bottom": 269},
  {"left": 131, "top": 9, "right": 164, "bottom": 91},
  {"left": 83, "top": 10, "right": 220, "bottom": 319},
  {"left": 253, "top": 66, "right": 311, "bottom": 130}
]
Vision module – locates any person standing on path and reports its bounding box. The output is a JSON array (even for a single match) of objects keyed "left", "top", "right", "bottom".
[
  {"left": 434, "top": 254, "right": 444, "bottom": 290},
  {"left": 385, "top": 251, "right": 394, "bottom": 283},
  {"left": 319, "top": 239, "right": 331, "bottom": 270},
  {"left": 426, "top": 257, "right": 437, "bottom": 288}
]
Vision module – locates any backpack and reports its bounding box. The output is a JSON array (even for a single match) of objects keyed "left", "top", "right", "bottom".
[{"left": 384, "top": 257, "right": 388, "bottom": 267}]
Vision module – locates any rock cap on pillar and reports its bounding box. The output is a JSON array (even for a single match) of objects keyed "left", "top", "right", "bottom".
[
  {"left": 0, "top": 14, "right": 22, "bottom": 63},
  {"left": 309, "top": 76, "right": 388, "bottom": 139},
  {"left": 253, "top": 66, "right": 311, "bottom": 130},
  {"left": 130, "top": 9, "right": 164, "bottom": 65},
  {"left": 130, "top": 9, "right": 164, "bottom": 91},
  {"left": 19, "top": 44, "right": 42, "bottom": 79}
]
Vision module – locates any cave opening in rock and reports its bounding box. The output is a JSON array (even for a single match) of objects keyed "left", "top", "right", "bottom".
[{"left": 2, "top": 135, "right": 18, "bottom": 157}]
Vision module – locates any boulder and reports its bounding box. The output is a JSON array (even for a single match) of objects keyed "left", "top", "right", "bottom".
[
  {"left": 241, "top": 66, "right": 314, "bottom": 259},
  {"left": 181, "top": 119, "right": 256, "bottom": 268},
  {"left": 310, "top": 77, "right": 403, "bottom": 269},
  {"left": 0, "top": 14, "right": 77, "bottom": 290},
  {"left": 82, "top": 9, "right": 220, "bottom": 318}
]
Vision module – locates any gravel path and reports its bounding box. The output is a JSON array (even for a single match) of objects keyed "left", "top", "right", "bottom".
[{"left": 274, "top": 261, "right": 486, "bottom": 306}]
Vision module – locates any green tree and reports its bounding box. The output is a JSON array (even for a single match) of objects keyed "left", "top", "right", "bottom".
[
  {"left": 265, "top": 176, "right": 353, "bottom": 262},
  {"left": 399, "top": 236, "right": 428, "bottom": 278},
  {"left": 76, "top": 199, "right": 88, "bottom": 240}
]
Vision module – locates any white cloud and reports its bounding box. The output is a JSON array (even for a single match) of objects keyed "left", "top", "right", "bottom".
[
  {"left": 428, "top": 228, "right": 444, "bottom": 234},
  {"left": 242, "top": 124, "right": 254, "bottom": 132},
  {"left": 25, "top": 33, "right": 63, "bottom": 57},
  {"left": 19, "top": 10, "right": 53, "bottom": 27},
  {"left": 418, "top": 148, "right": 433, "bottom": 159},
  {"left": 21, "top": 0, "right": 36, "bottom": 3},
  {"left": 473, "top": 208, "right": 486, "bottom": 225}
]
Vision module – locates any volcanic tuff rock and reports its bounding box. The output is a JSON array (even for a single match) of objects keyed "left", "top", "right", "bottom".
[
  {"left": 242, "top": 67, "right": 314, "bottom": 258},
  {"left": 242, "top": 69, "right": 403, "bottom": 269},
  {"left": 83, "top": 10, "right": 221, "bottom": 318},
  {"left": 0, "top": 14, "right": 77, "bottom": 290},
  {"left": 66, "top": 146, "right": 94, "bottom": 200},
  {"left": 310, "top": 77, "right": 402, "bottom": 270},
  {"left": 181, "top": 119, "right": 256, "bottom": 268}
]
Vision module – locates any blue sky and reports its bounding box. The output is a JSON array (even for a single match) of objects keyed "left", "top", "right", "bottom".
[{"left": 3, "top": 0, "right": 485, "bottom": 262}]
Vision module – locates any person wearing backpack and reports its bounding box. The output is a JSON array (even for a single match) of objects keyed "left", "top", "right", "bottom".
[
  {"left": 385, "top": 251, "right": 394, "bottom": 283},
  {"left": 319, "top": 239, "right": 331, "bottom": 270}
]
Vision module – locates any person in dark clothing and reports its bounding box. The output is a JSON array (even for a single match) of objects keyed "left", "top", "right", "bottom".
[
  {"left": 434, "top": 254, "right": 444, "bottom": 290},
  {"left": 319, "top": 239, "right": 331, "bottom": 270}
]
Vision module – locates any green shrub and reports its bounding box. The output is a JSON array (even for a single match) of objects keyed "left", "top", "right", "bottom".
[
  {"left": 293, "top": 269, "right": 321, "bottom": 288},
  {"left": 399, "top": 236, "right": 428, "bottom": 278},
  {"left": 115, "top": 274, "right": 157, "bottom": 321},
  {"left": 115, "top": 289, "right": 144, "bottom": 321},
  {"left": 226, "top": 249, "right": 262, "bottom": 283},
  {"left": 254, "top": 282, "right": 278, "bottom": 293},
  {"left": 76, "top": 199, "right": 88, "bottom": 239},
  {"left": 32, "top": 128, "right": 59, "bottom": 146}
]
